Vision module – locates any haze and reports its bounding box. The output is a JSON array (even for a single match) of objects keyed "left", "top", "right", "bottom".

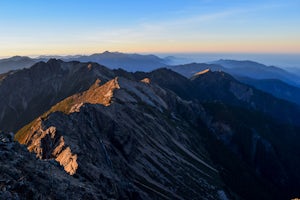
[{"left": 0, "top": 0, "right": 299, "bottom": 57}]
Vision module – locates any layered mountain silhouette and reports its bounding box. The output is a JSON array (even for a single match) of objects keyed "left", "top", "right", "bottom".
[
  {"left": 170, "top": 60, "right": 300, "bottom": 86},
  {"left": 211, "top": 59, "right": 300, "bottom": 86},
  {"left": 236, "top": 76, "right": 300, "bottom": 105},
  {"left": 1, "top": 59, "right": 300, "bottom": 199},
  {"left": 0, "top": 51, "right": 170, "bottom": 74},
  {"left": 0, "top": 56, "right": 43, "bottom": 74},
  {"left": 170, "top": 61, "right": 300, "bottom": 105},
  {"left": 62, "top": 51, "right": 168, "bottom": 72}
]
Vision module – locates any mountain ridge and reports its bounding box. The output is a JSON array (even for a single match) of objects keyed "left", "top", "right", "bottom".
[
  {"left": 14, "top": 74, "right": 229, "bottom": 199},
  {"left": 1, "top": 59, "right": 300, "bottom": 199}
]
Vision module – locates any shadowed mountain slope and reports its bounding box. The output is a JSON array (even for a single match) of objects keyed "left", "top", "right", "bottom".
[
  {"left": 0, "top": 59, "right": 114, "bottom": 132},
  {"left": 236, "top": 76, "right": 300, "bottom": 105},
  {"left": 14, "top": 76, "right": 231, "bottom": 199}
]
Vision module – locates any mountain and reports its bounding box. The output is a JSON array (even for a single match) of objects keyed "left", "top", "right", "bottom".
[
  {"left": 286, "top": 67, "right": 300, "bottom": 76},
  {"left": 131, "top": 69, "right": 300, "bottom": 197},
  {"left": 169, "top": 62, "right": 300, "bottom": 105},
  {"left": 133, "top": 68, "right": 300, "bottom": 126},
  {"left": 212, "top": 59, "right": 300, "bottom": 86},
  {"left": 1, "top": 131, "right": 102, "bottom": 199},
  {"left": 170, "top": 60, "right": 300, "bottom": 87},
  {"left": 14, "top": 74, "right": 230, "bottom": 199},
  {"left": 0, "top": 56, "right": 41, "bottom": 74},
  {"left": 0, "top": 59, "right": 114, "bottom": 132},
  {"left": 61, "top": 51, "right": 168, "bottom": 72},
  {"left": 190, "top": 70, "right": 300, "bottom": 124},
  {"left": 236, "top": 76, "right": 300, "bottom": 105},
  {"left": 1, "top": 60, "right": 300, "bottom": 199},
  {"left": 168, "top": 63, "right": 225, "bottom": 78},
  {"left": 0, "top": 52, "right": 169, "bottom": 74}
]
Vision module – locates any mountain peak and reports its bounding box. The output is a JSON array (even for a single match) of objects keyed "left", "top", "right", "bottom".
[
  {"left": 47, "top": 77, "right": 120, "bottom": 115},
  {"left": 194, "top": 68, "right": 210, "bottom": 76},
  {"left": 102, "top": 50, "right": 121, "bottom": 55},
  {"left": 191, "top": 69, "right": 212, "bottom": 80},
  {"left": 8, "top": 55, "right": 31, "bottom": 61}
]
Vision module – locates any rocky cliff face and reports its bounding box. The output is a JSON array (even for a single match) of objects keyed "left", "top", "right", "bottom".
[
  {"left": 0, "top": 132, "right": 113, "bottom": 200},
  {"left": 124, "top": 68, "right": 300, "bottom": 199},
  {"left": 14, "top": 76, "right": 229, "bottom": 199}
]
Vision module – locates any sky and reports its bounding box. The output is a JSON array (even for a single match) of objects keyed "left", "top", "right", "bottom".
[{"left": 0, "top": 0, "right": 299, "bottom": 57}]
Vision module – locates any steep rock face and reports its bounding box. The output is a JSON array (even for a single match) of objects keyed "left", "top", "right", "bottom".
[
  {"left": 0, "top": 131, "right": 140, "bottom": 200},
  {"left": 15, "top": 77, "right": 229, "bottom": 199},
  {"left": 0, "top": 59, "right": 114, "bottom": 132},
  {"left": 130, "top": 68, "right": 300, "bottom": 199},
  {"left": 16, "top": 78, "right": 122, "bottom": 175},
  {"left": 201, "top": 102, "right": 300, "bottom": 198},
  {"left": 25, "top": 120, "right": 78, "bottom": 175}
]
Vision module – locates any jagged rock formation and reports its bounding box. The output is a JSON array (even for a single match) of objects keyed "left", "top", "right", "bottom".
[
  {"left": 0, "top": 131, "right": 144, "bottom": 199},
  {"left": 15, "top": 76, "right": 229, "bottom": 199},
  {"left": 122, "top": 68, "right": 300, "bottom": 199},
  {"left": 24, "top": 120, "right": 78, "bottom": 175},
  {"left": 15, "top": 78, "right": 121, "bottom": 175}
]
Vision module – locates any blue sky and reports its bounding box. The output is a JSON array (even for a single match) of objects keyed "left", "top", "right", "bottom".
[{"left": 0, "top": 0, "right": 299, "bottom": 56}]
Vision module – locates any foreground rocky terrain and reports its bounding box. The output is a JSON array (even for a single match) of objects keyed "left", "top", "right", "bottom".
[
  {"left": 0, "top": 132, "right": 113, "bottom": 200},
  {"left": 1, "top": 59, "right": 300, "bottom": 199}
]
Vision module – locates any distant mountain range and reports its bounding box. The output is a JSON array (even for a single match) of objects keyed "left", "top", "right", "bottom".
[
  {"left": 68, "top": 51, "right": 169, "bottom": 71},
  {"left": 0, "top": 56, "right": 44, "bottom": 74},
  {"left": 170, "top": 59, "right": 300, "bottom": 86},
  {"left": 236, "top": 76, "right": 300, "bottom": 105},
  {"left": 169, "top": 61, "right": 300, "bottom": 105},
  {"left": 1, "top": 52, "right": 300, "bottom": 105},
  {"left": 212, "top": 59, "right": 300, "bottom": 86},
  {"left": 0, "top": 51, "right": 169, "bottom": 73},
  {"left": 1, "top": 52, "right": 299, "bottom": 83}
]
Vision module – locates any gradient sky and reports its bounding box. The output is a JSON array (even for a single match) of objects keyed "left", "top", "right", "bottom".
[{"left": 0, "top": 0, "right": 299, "bottom": 57}]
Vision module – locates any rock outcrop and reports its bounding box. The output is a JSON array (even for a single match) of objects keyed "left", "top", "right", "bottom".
[{"left": 14, "top": 76, "right": 227, "bottom": 199}]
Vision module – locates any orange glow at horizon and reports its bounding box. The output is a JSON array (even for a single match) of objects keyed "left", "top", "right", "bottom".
[{"left": 1, "top": 39, "right": 300, "bottom": 58}]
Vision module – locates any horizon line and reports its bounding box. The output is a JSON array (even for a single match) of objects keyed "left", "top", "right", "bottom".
[{"left": 1, "top": 50, "right": 300, "bottom": 59}]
